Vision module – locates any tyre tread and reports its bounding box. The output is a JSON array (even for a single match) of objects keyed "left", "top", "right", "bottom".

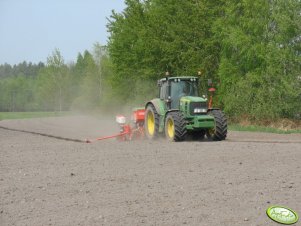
[{"left": 208, "top": 110, "right": 227, "bottom": 141}]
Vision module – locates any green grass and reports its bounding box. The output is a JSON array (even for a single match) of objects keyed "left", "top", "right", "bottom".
[
  {"left": 0, "top": 111, "right": 72, "bottom": 120},
  {"left": 229, "top": 124, "right": 301, "bottom": 134}
]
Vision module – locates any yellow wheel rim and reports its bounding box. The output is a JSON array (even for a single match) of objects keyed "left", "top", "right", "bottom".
[
  {"left": 166, "top": 118, "right": 175, "bottom": 138},
  {"left": 147, "top": 111, "right": 155, "bottom": 135}
]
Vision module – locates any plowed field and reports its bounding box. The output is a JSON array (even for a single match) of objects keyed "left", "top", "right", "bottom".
[{"left": 1, "top": 116, "right": 300, "bottom": 226}]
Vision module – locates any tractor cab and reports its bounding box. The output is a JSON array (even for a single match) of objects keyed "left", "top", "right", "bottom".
[{"left": 158, "top": 77, "right": 200, "bottom": 109}]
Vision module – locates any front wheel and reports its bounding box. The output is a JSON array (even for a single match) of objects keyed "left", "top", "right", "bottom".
[
  {"left": 206, "top": 110, "right": 227, "bottom": 141},
  {"left": 165, "top": 111, "right": 187, "bottom": 142}
]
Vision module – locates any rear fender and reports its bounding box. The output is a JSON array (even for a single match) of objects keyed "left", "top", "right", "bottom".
[
  {"left": 164, "top": 109, "right": 179, "bottom": 120},
  {"left": 145, "top": 98, "right": 166, "bottom": 115},
  {"left": 145, "top": 99, "right": 167, "bottom": 132}
]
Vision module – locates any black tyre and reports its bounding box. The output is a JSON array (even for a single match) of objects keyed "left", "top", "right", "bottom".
[
  {"left": 165, "top": 111, "right": 187, "bottom": 142},
  {"left": 206, "top": 110, "right": 227, "bottom": 141},
  {"left": 145, "top": 104, "right": 160, "bottom": 139}
]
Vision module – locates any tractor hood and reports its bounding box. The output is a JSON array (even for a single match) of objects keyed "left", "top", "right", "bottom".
[
  {"left": 180, "top": 96, "right": 208, "bottom": 116},
  {"left": 180, "top": 96, "right": 207, "bottom": 102}
]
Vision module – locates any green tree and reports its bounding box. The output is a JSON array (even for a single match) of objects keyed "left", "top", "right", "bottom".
[
  {"left": 37, "top": 49, "right": 71, "bottom": 111},
  {"left": 71, "top": 49, "right": 105, "bottom": 110},
  {"left": 107, "top": 0, "right": 224, "bottom": 103},
  {"left": 216, "top": 0, "right": 301, "bottom": 119}
]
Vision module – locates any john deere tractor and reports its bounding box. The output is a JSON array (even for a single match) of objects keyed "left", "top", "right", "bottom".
[{"left": 144, "top": 76, "right": 227, "bottom": 141}]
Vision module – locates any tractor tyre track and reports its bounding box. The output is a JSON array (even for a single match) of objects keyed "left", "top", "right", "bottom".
[{"left": 0, "top": 126, "right": 85, "bottom": 143}]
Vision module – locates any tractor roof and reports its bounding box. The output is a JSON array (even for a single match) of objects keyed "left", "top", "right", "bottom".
[{"left": 159, "top": 76, "right": 198, "bottom": 82}]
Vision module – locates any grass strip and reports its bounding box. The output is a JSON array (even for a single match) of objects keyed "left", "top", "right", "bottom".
[{"left": 229, "top": 124, "right": 301, "bottom": 134}]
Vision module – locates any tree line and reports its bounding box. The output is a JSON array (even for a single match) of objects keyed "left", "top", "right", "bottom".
[
  {"left": 0, "top": 61, "right": 45, "bottom": 79},
  {"left": 0, "top": 43, "right": 113, "bottom": 112},
  {"left": 0, "top": 0, "right": 300, "bottom": 120},
  {"left": 107, "top": 0, "right": 301, "bottom": 120}
]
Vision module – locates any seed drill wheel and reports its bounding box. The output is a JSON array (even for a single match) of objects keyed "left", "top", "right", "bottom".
[
  {"left": 165, "top": 111, "right": 187, "bottom": 142},
  {"left": 145, "top": 104, "right": 159, "bottom": 139},
  {"left": 206, "top": 109, "right": 227, "bottom": 141}
]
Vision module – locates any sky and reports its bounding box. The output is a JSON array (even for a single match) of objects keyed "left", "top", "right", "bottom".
[{"left": 0, "top": 0, "right": 125, "bottom": 65}]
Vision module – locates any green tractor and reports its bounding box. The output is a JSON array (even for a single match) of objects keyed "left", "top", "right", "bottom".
[{"left": 144, "top": 76, "right": 227, "bottom": 141}]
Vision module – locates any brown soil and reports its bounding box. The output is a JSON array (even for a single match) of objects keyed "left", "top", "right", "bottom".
[{"left": 0, "top": 116, "right": 300, "bottom": 226}]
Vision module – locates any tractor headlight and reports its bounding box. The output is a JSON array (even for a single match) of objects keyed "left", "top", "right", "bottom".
[{"left": 194, "top": 108, "right": 207, "bottom": 113}]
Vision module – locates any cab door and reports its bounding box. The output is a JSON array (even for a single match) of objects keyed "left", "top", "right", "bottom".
[{"left": 160, "top": 81, "right": 171, "bottom": 109}]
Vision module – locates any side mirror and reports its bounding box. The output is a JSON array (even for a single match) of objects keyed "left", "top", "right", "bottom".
[
  {"left": 166, "top": 96, "right": 172, "bottom": 103},
  {"left": 208, "top": 79, "right": 212, "bottom": 86}
]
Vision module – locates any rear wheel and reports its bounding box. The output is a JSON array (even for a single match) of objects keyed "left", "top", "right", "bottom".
[
  {"left": 165, "top": 111, "right": 187, "bottom": 142},
  {"left": 145, "top": 104, "right": 159, "bottom": 139},
  {"left": 206, "top": 110, "right": 227, "bottom": 141}
]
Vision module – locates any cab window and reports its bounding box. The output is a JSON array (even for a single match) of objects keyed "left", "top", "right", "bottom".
[{"left": 160, "top": 82, "right": 168, "bottom": 99}]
